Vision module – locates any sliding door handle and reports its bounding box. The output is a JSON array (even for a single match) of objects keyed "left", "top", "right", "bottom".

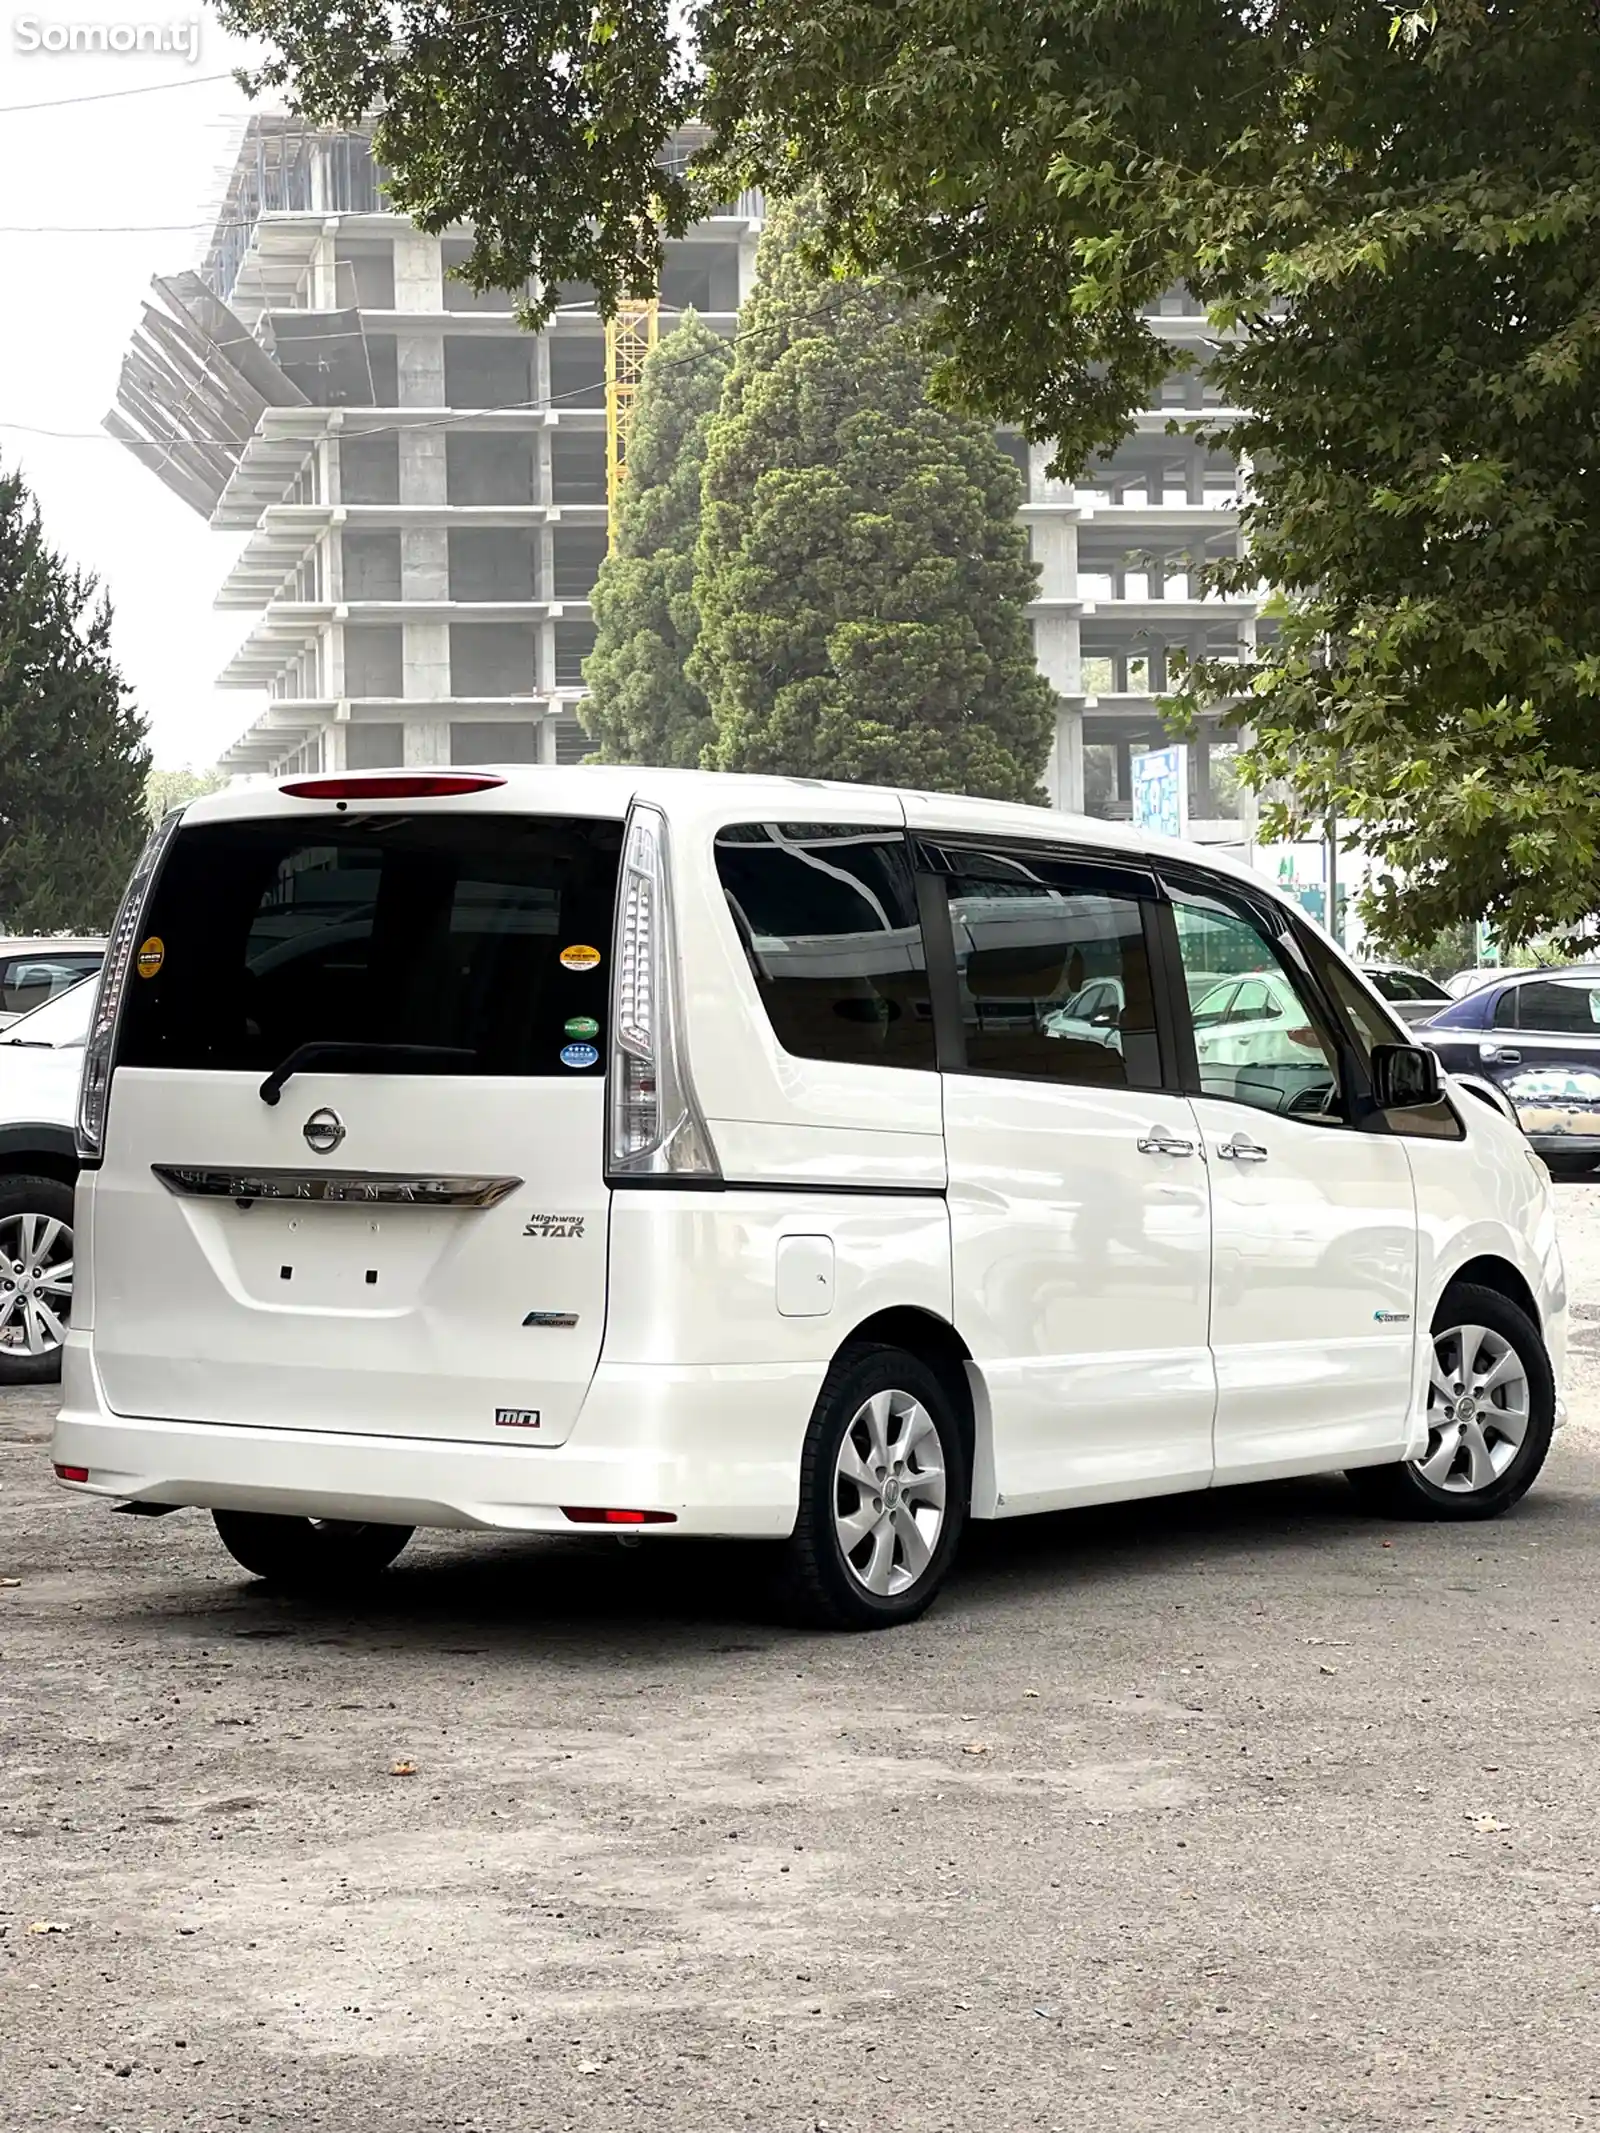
[
  {"left": 1216, "top": 1131, "right": 1268, "bottom": 1162},
  {"left": 1137, "top": 1129, "right": 1197, "bottom": 1158}
]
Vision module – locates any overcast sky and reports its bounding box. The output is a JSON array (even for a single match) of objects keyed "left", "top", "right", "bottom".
[{"left": 0, "top": 9, "right": 272, "bottom": 767}]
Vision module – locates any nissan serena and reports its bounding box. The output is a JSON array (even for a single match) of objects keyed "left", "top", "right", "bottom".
[{"left": 52, "top": 769, "right": 1565, "bottom": 1628}]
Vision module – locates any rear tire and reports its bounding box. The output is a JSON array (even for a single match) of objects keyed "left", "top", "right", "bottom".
[
  {"left": 779, "top": 1343, "right": 968, "bottom": 1631},
  {"left": 212, "top": 1510, "right": 413, "bottom": 1591},
  {"left": 1346, "top": 1282, "right": 1554, "bottom": 1520},
  {"left": 0, "top": 1175, "right": 75, "bottom": 1386}
]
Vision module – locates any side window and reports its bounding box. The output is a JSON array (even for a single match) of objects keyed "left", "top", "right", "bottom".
[
  {"left": 1513, "top": 980, "right": 1600, "bottom": 1034},
  {"left": 714, "top": 823, "right": 936, "bottom": 1070},
  {"left": 940, "top": 847, "right": 1162, "bottom": 1090},
  {"left": 1231, "top": 976, "right": 1280, "bottom": 1022},
  {"left": 1168, "top": 889, "right": 1342, "bottom": 1120},
  {"left": 1, "top": 954, "right": 100, "bottom": 1016},
  {"left": 1491, "top": 989, "right": 1521, "bottom": 1030},
  {"left": 1295, "top": 923, "right": 1464, "bottom": 1140}
]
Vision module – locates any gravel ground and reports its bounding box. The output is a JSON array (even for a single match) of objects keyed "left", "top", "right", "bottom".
[{"left": 6, "top": 1190, "right": 1600, "bottom": 2133}]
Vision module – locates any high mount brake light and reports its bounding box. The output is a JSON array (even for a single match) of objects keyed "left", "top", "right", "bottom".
[
  {"left": 278, "top": 774, "right": 507, "bottom": 800},
  {"left": 606, "top": 804, "right": 719, "bottom": 1183},
  {"left": 76, "top": 806, "right": 186, "bottom": 1163}
]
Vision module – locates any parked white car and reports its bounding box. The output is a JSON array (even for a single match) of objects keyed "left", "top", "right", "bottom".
[
  {"left": 0, "top": 936, "right": 104, "bottom": 1028},
  {"left": 0, "top": 976, "right": 94, "bottom": 1382},
  {"left": 53, "top": 769, "right": 1565, "bottom": 1628}
]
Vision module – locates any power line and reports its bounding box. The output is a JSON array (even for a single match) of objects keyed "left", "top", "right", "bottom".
[
  {"left": 0, "top": 219, "right": 260, "bottom": 235},
  {"left": 0, "top": 69, "right": 238, "bottom": 117}
]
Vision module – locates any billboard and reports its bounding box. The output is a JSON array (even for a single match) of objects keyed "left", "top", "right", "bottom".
[{"left": 1130, "top": 744, "right": 1187, "bottom": 839}]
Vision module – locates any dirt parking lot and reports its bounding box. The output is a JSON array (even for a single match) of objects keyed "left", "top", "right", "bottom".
[{"left": 6, "top": 1191, "right": 1600, "bottom": 2133}]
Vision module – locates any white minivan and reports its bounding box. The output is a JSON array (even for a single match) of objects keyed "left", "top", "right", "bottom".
[{"left": 53, "top": 768, "right": 1566, "bottom": 1628}]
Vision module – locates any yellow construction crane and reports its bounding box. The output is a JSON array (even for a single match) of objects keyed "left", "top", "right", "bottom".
[{"left": 604, "top": 297, "right": 660, "bottom": 551}]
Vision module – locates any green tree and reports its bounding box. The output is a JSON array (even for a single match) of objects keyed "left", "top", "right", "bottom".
[
  {"left": 216, "top": 2, "right": 1600, "bottom": 941},
  {"left": 0, "top": 466, "right": 150, "bottom": 932},
  {"left": 145, "top": 766, "right": 226, "bottom": 825},
  {"left": 581, "top": 310, "right": 732, "bottom": 766},
  {"left": 691, "top": 200, "right": 1052, "bottom": 799}
]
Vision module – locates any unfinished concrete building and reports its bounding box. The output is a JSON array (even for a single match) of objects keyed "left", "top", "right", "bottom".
[{"left": 110, "top": 119, "right": 1255, "bottom": 840}]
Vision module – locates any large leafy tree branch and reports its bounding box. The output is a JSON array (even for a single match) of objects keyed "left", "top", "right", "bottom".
[{"left": 214, "top": 0, "right": 1600, "bottom": 942}]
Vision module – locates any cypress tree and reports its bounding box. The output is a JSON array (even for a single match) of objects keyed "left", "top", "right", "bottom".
[
  {"left": 581, "top": 309, "right": 733, "bottom": 766},
  {"left": 0, "top": 466, "right": 150, "bottom": 931},
  {"left": 691, "top": 200, "right": 1053, "bottom": 801}
]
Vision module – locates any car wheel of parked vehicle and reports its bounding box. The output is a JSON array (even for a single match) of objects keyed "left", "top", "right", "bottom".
[
  {"left": 0, "top": 1176, "right": 75, "bottom": 1386},
  {"left": 1347, "top": 1282, "right": 1554, "bottom": 1520},
  {"left": 780, "top": 1343, "right": 968, "bottom": 1630},
  {"left": 212, "top": 1510, "right": 414, "bottom": 1590}
]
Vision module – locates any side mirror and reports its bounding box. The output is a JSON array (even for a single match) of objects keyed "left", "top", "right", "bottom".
[{"left": 1371, "top": 1042, "right": 1441, "bottom": 1110}]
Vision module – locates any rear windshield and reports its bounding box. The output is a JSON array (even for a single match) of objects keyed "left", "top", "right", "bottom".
[{"left": 117, "top": 813, "right": 621, "bottom": 1077}]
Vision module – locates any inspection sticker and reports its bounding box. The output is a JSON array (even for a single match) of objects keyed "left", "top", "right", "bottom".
[
  {"left": 559, "top": 944, "right": 601, "bottom": 972},
  {"left": 560, "top": 1043, "right": 600, "bottom": 1070},
  {"left": 135, "top": 936, "right": 165, "bottom": 979},
  {"left": 563, "top": 1015, "right": 599, "bottom": 1041}
]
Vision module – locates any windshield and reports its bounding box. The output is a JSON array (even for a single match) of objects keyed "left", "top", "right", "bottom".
[
  {"left": 0, "top": 973, "right": 95, "bottom": 1048},
  {"left": 116, "top": 813, "right": 623, "bottom": 1076}
]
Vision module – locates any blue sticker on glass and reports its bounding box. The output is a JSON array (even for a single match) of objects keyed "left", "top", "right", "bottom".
[{"left": 559, "top": 1042, "right": 600, "bottom": 1070}]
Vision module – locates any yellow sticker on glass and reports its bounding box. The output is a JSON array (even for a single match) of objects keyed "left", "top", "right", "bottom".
[
  {"left": 559, "top": 944, "right": 601, "bottom": 972},
  {"left": 135, "top": 936, "right": 165, "bottom": 980}
]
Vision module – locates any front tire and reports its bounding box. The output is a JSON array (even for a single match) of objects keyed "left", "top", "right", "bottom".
[
  {"left": 1347, "top": 1282, "right": 1554, "bottom": 1520},
  {"left": 779, "top": 1344, "right": 968, "bottom": 1630},
  {"left": 212, "top": 1510, "right": 413, "bottom": 1591}
]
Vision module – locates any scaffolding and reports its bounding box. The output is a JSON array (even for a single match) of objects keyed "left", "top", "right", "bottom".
[{"left": 604, "top": 298, "right": 660, "bottom": 550}]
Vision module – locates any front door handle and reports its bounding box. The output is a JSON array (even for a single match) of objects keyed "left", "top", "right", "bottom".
[
  {"left": 1480, "top": 1044, "right": 1521, "bottom": 1064},
  {"left": 1216, "top": 1131, "right": 1269, "bottom": 1162},
  {"left": 1137, "top": 1128, "right": 1197, "bottom": 1158}
]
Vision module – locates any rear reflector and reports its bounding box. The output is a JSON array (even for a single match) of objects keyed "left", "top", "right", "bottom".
[
  {"left": 279, "top": 774, "right": 507, "bottom": 800},
  {"left": 54, "top": 1465, "right": 88, "bottom": 1483},
  {"left": 561, "top": 1506, "right": 677, "bottom": 1526}
]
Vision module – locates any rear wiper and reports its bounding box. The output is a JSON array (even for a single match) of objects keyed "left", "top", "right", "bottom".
[
  {"left": 258, "top": 1041, "right": 477, "bottom": 1107},
  {"left": 0, "top": 1039, "right": 50, "bottom": 1048}
]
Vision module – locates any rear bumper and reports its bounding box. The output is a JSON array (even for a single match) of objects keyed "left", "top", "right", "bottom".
[{"left": 52, "top": 1338, "right": 814, "bottom": 1538}]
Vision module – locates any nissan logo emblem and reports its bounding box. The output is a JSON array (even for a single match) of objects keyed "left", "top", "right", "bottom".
[{"left": 302, "top": 1107, "right": 346, "bottom": 1155}]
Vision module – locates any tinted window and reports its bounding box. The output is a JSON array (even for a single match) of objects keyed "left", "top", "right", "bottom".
[
  {"left": 1169, "top": 890, "right": 1341, "bottom": 1119},
  {"left": 1368, "top": 967, "right": 1448, "bottom": 1004},
  {"left": 117, "top": 814, "right": 621, "bottom": 1076},
  {"left": 714, "top": 824, "right": 935, "bottom": 1070},
  {"left": 1511, "top": 979, "right": 1600, "bottom": 1034},
  {"left": 940, "top": 848, "right": 1161, "bottom": 1089},
  {"left": 0, "top": 952, "right": 101, "bottom": 1017}
]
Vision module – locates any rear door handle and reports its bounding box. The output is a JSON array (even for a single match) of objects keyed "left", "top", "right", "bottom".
[
  {"left": 1216, "top": 1131, "right": 1268, "bottom": 1162},
  {"left": 1137, "top": 1128, "right": 1197, "bottom": 1158},
  {"left": 1480, "top": 1045, "right": 1521, "bottom": 1064}
]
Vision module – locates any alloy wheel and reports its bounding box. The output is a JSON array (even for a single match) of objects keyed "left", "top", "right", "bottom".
[
  {"left": 832, "top": 1388, "right": 947, "bottom": 1597},
  {"left": 0, "top": 1210, "right": 73, "bottom": 1360},
  {"left": 1414, "top": 1322, "right": 1531, "bottom": 1494}
]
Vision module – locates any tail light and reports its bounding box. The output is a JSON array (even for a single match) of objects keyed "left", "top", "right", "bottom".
[
  {"left": 76, "top": 808, "right": 185, "bottom": 1163},
  {"left": 607, "top": 804, "right": 719, "bottom": 1182}
]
